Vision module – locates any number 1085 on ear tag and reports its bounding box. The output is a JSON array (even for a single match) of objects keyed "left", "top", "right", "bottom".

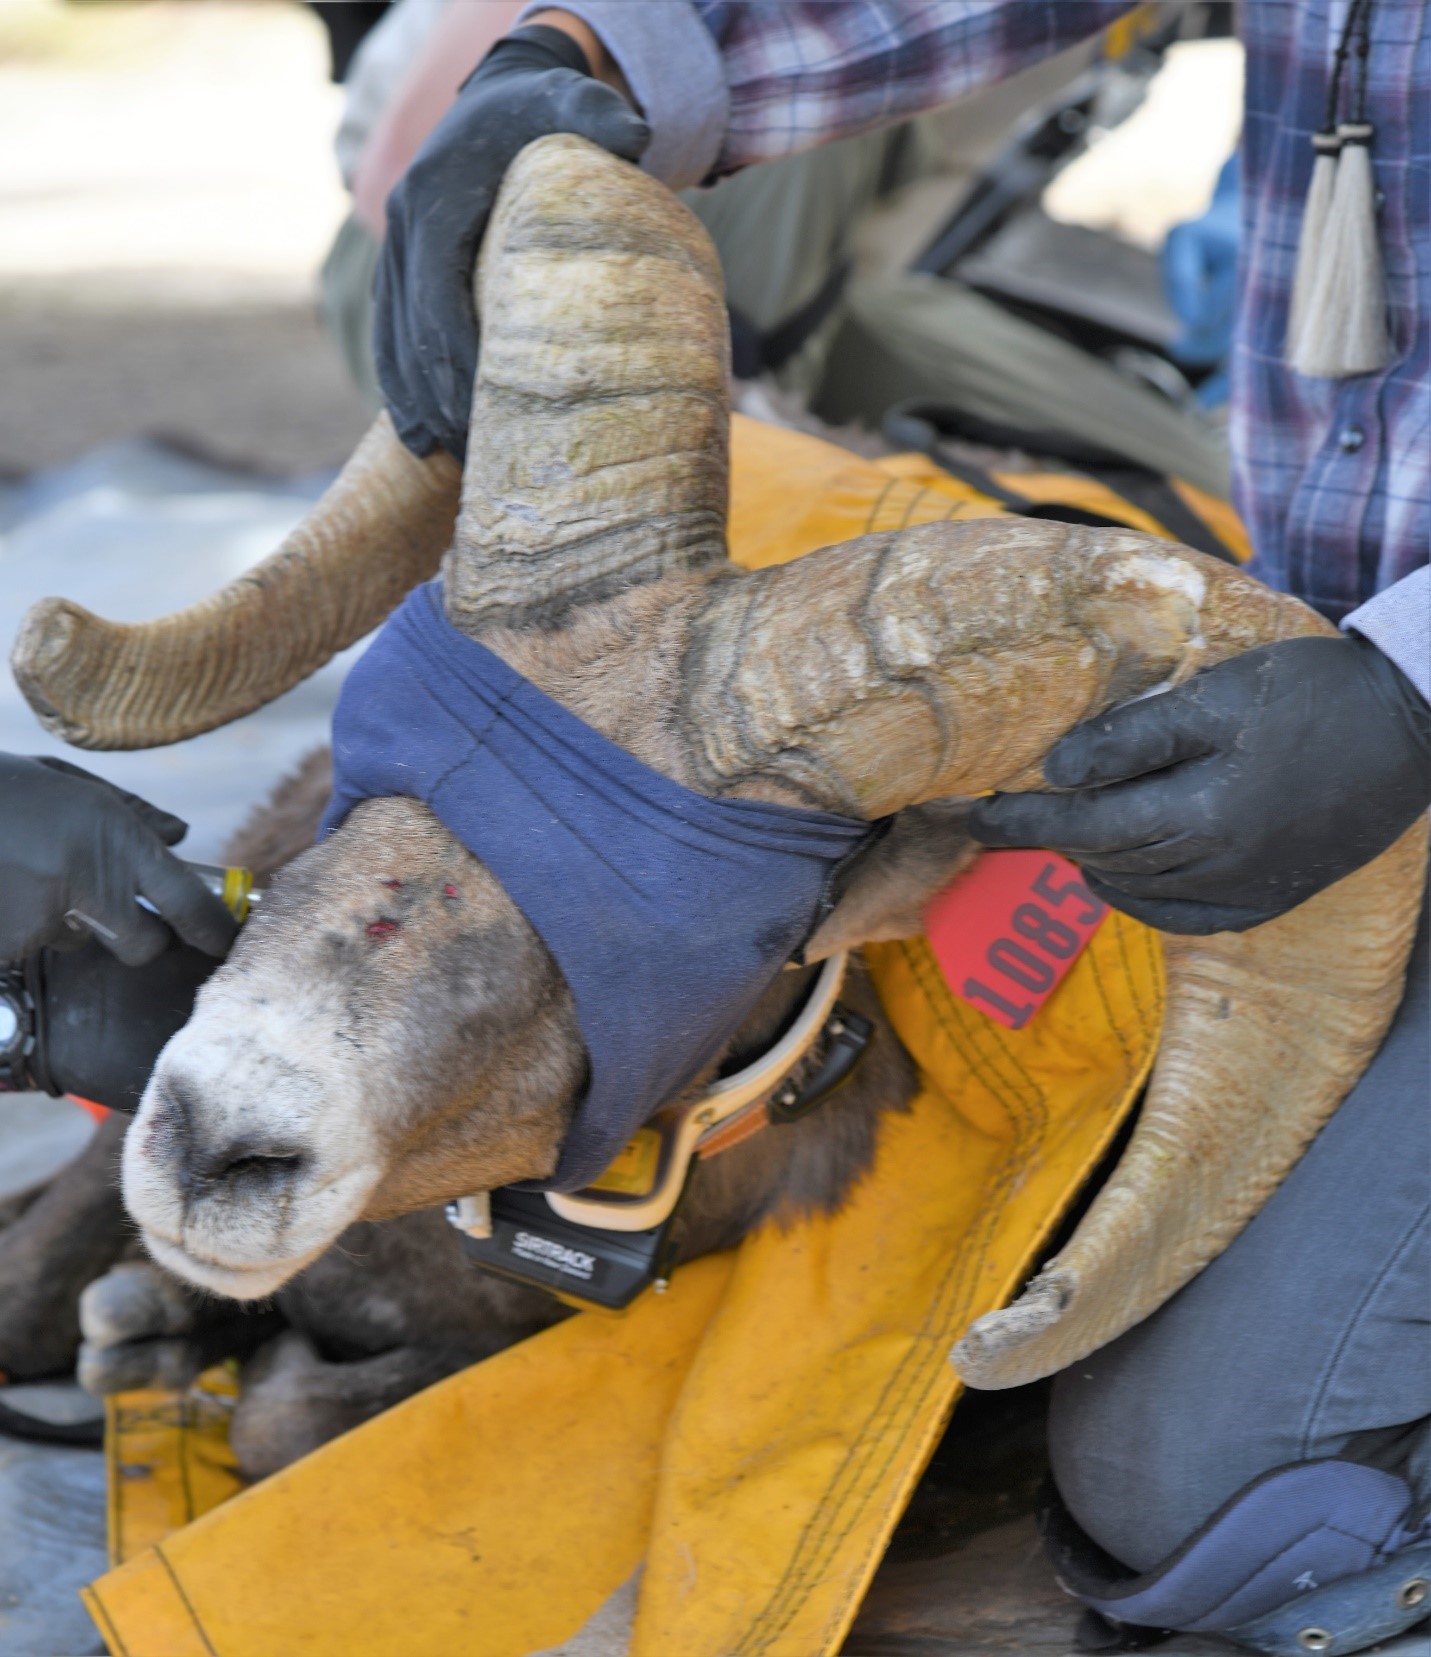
[{"left": 923, "top": 851, "right": 1108, "bottom": 1030}]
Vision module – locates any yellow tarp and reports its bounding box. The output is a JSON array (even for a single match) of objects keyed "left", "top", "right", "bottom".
[
  {"left": 86, "top": 416, "right": 1181, "bottom": 1656},
  {"left": 725, "top": 416, "right": 1249, "bottom": 569},
  {"left": 102, "top": 1367, "right": 242, "bottom": 1571}
]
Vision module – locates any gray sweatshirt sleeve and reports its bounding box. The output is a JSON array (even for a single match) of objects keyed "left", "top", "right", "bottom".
[
  {"left": 515, "top": 0, "right": 728, "bottom": 188},
  {"left": 1343, "top": 566, "right": 1430, "bottom": 704}
]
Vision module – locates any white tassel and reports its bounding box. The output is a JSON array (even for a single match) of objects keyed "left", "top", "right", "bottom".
[
  {"left": 1286, "top": 133, "right": 1340, "bottom": 360},
  {"left": 1289, "top": 123, "right": 1392, "bottom": 378}
]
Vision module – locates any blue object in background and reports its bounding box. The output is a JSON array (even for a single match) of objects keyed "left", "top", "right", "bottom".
[{"left": 1162, "top": 153, "right": 1239, "bottom": 406}]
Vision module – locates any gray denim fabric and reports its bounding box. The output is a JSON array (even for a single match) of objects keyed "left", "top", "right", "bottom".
[
  {"left": 1050, "top": 888, "right": 1431, "bottom": 1574},
  {"left": 1345, "top": 566, "right": 1431, "bottom": 704}
]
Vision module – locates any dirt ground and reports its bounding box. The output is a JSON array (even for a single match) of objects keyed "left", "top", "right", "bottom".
[
  {"left": 0, "top": 286, "right": 369, "bottom": 478},
  {"left": 0, "top": 0, "right": 367, "bottom": 477}
]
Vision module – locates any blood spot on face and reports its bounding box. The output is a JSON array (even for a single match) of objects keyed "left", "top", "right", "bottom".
[
  {"left": 381, "top": 878, "right": 403, "bottom": 891},
  {"left": 443, "top": 884, "right": 460, "bottom": 900},
  {"left": 366, "top": 919, "right": 401, "bottom": 940}
]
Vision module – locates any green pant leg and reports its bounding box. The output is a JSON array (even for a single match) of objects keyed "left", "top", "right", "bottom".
[
  {"left": 817, "top": 273, "right": 1231, "bottom": 500},
  {"left": 318, "top": 212, "right": 384, "bottom": 415},
  {"left": 681, "top": 126, "right": 926, "bottom": 397},
  {"left": 680, "top": 126, "right": 922, "bottom": 332}
]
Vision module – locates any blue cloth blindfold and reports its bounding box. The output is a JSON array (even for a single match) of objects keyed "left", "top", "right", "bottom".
[{"left": 321, "top": 583, "right": 870, "bottom": 1192}]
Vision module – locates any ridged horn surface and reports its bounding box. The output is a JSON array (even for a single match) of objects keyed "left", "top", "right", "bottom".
[
  {"left": 681, "top": 518, "right": 1427, "bottom": 1385},
  {"left": 446, "top": 134, "right": 730, "bottom": 634},
  {"left": 11, "top": 414, "right": 461, "bottom": 750},
  {"left": 953, "top": 816, "right": 1424, "bottom": 1387}
]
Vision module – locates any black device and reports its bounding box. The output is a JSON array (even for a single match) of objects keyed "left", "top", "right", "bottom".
[
  {"left": 0, "top": 939, "right": 221, "bottom": 1109},
  {"left": 0, "top": 962, "right": 40, "bottom": 1095},
  {"left": 457, "top": 997, "right": 875, "bottom": 1313},
  {"left": 457, "top": 1185, "right": 688, "bottom": 1314},
  {"left": 0, "top": 862, "right": 251, "bottom": 1108}
]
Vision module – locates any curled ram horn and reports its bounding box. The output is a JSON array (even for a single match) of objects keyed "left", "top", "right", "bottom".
[
  {"left": 448, "top": 133, "right": 731, "bottom": 632},
  {"left": 950, "top": 811, "right": 1426, "bottom": 1387},
  {"left": 11, "top": 134, "right": 729, "bottom": 748},
  {"left": 11, "top": 411, "right": 461, "bottom": 752},
  {"left": 683, "top": 518, "right": 1429, "bottom": 1386}
]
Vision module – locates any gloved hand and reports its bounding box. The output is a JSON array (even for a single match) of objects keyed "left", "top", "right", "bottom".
[
  {"left": 374, "top": 22, "right": 651, "bottom": 461},
  {"left": 31, "top": 935, "right": 221, "bottom": 1110},
  {"left": 970, "top": 635, "right": 1431, "bottom": 934},
  {"left": 0, "top": 754, "right": 237, "bottom": 965}
]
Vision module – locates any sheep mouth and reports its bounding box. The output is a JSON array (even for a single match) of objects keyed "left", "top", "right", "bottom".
[
  {"left": 139, "top": 1228, "right": 328, "bottom": 1302},
  {"left": 126, "top": 1159, "right": 382, "bottom": 1299}
]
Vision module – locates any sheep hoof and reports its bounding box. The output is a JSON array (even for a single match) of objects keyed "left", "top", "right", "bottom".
[
  {"left": 80, "top": 1261, "right": 198, "bottom": 1349},
  {"left": 78, "top": 1335, "right": 205, "bottom": 1396}
]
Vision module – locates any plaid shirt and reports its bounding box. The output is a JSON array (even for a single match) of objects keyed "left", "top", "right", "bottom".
[{"left": 678, "top": 1, "right": 1429, "bottom": 623}]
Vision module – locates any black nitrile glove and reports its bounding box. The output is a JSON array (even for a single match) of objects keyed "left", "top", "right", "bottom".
[
  {"left": 30, "top": 935, "right": 221, "bottom": 1110},
  {"left": 374, "top": 23, "right": 651, "bottom": 461},
  {"left": 0, "top": 753, "right": 236, "bottom": 965},
  {"left": 970, "top": 636, "right": 1431, "bottom": 935}
]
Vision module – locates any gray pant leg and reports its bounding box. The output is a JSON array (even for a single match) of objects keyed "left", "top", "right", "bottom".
[
  {"left": 681, "top": 126, "right": 920, "bottom": 330},
  {"left": 1049, "top": 890, "right": 1431, "bottom": 1573}
]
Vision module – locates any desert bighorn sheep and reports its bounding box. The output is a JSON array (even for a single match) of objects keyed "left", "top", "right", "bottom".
[
  {"left": 13, "top": 137, "right": 1426, "bottom": 1391},
  {"left": 6, "top": 749, "right": 915, "bottom": 1480}
]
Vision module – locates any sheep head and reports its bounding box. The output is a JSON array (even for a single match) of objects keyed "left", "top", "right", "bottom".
[
  {"left": 123, "top": 798, "right": 585, "bottom": 1299},
  {"left": 16, "top": 139, "right": 1426, "bottom": 1382}
]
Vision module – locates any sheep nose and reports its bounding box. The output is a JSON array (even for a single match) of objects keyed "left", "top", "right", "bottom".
[
  {"left": 184, "top": 1143, "right": 306, "bottom": 1200},
  {"left": 146, "top": 1073, "right": 307, "bottom": 1203}
]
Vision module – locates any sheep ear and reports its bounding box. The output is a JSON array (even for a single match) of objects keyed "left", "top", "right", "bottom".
[{"left": 802, "top": 802, "right": 978, "bottom": 962}]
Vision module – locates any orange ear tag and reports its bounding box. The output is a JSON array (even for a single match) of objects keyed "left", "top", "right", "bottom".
[{"left": 923, "top": 850, "right": 1108, "bottom": 1030}]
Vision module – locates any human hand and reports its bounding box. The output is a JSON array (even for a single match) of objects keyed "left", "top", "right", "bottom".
[
  {"left": 34, "top": 932, "right": 221, "bottom": 1109},
  {"left": 969, "top": 636, "right": 1431, "bottom": 934},
  {"left": 349, "top": 0, "right": 525, "bottom": 236},
  {"left": 0, "top": 753, "right": 237, "bottom": 965},
  {"left": 372, "top": 21, "right": 650, "bottom": 461}
]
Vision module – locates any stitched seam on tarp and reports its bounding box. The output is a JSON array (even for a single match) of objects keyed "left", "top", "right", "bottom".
[
  {"left": 739, "top": 1036, "right": 1038, "bottom": 1649},
  {"left": 1117, "top": 914, "right": 1163, "bottom": 1033},
  {"left": 155, "top": 1545, "right": 218, "bottom": 1657},
  {"left": 742, "top": 1106, "right": 1035, "bottom": 1656},
  {"left": 861, "top": 478, "right": 899, "bottom": 535},
  {"left": 1085, "top": 940, "right": 1137, "bottom": 1077},
  {"left": 808, "top": 1132, "right": 1028, "bottom": 1657},
  {"left": 178, "top": 1398, "right": 195, "bottom": 1526},
  {"left": 905, "top": 939, "right": 1044, "bottom": 1116},
  {"left": 894, "top": 485, "right": 933, "bottom": 532},
  {"left": 798, "top": 928, "right": 1158, "bottom": 1657},
  {"left": 82, "top": 1587, "right": 130, "bottom": 1657},
  {"left": 736, "top": 943, "right": 1048, "bottom": 1654},
  {"left": 107, "top": 1399, "right": 123, "bottom": 1571},
  {"left": 797, "top": 1001, "right": 1049, "bottom": 1657}
]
